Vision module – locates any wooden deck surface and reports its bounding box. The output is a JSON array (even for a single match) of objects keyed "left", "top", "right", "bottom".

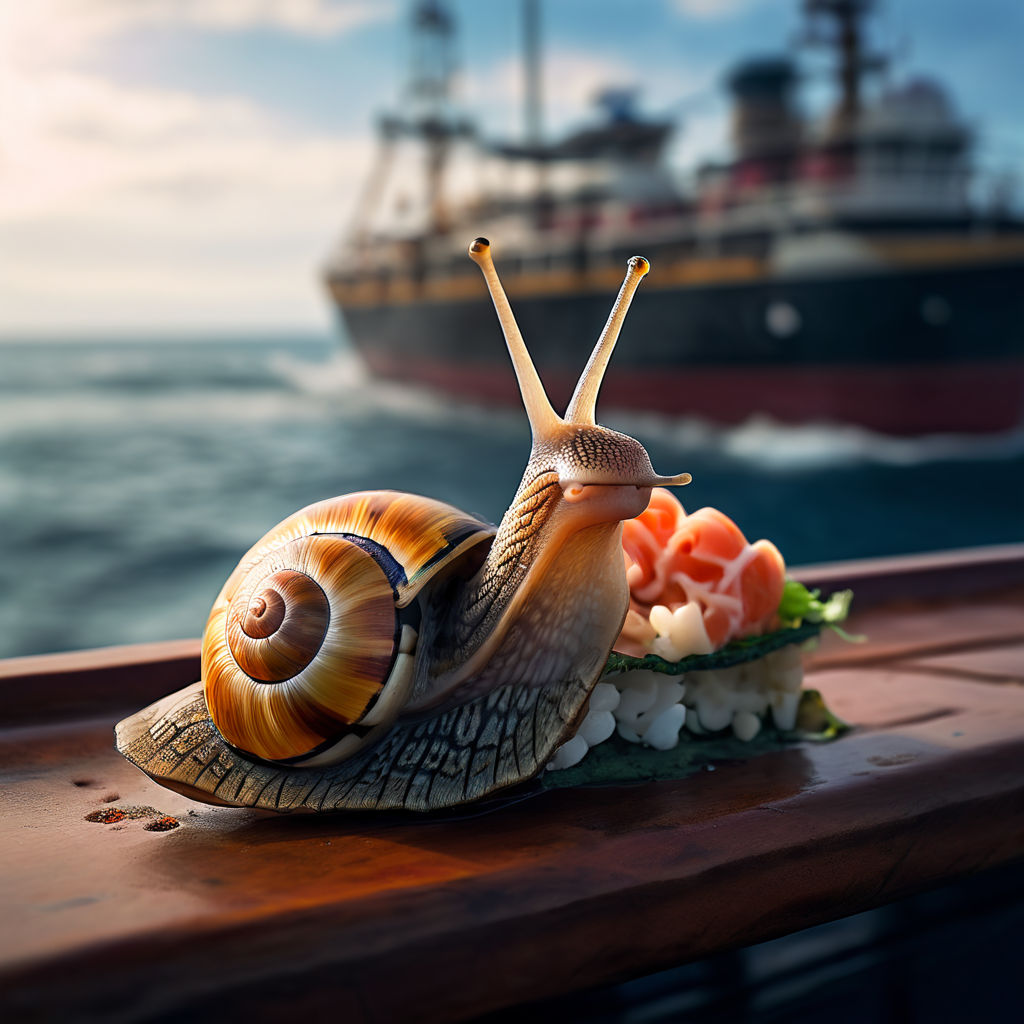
[{"left": 1, "top": 547, "right": 1023, "bottom": 1022}]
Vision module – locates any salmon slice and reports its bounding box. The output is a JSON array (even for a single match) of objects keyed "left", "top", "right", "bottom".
[{"left": 617, "top": 488, "right": 786, "bottom": 656}]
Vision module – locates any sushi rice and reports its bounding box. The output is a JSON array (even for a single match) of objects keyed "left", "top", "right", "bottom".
[{"left": 548, "top": 644, "right": 805, "bottom": 771}]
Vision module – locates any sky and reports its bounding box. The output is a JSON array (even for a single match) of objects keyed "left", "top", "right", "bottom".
[{"left": 2, "top": 0, "right": 1021, "bottom": 337}]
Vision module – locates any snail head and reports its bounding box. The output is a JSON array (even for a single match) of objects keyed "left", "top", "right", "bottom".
[{"left": 468, "top": 238, "right": 690, "bottom": 526}]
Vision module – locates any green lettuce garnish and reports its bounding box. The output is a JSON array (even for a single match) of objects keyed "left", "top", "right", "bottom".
[{"left": 778, "top": 579, "right": 862, "bottom": 641}]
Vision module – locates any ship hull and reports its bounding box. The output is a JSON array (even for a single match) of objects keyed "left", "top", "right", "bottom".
[{"left": 333, "top": 260, "right": 1024, "bottom": 435}]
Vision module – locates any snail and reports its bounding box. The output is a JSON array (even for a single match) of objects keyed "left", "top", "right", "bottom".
[{"left": 115, "top": 238, "right": 690, "bottom": 812}]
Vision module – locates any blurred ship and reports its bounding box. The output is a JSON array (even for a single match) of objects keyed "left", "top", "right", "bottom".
[{"left": 324, "top": 0, "right": 1024, "bottom": 434}]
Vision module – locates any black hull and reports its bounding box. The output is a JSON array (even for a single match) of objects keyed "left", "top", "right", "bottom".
[{"left": 334, "top": 260, "right": 1024, "bottom": 434}]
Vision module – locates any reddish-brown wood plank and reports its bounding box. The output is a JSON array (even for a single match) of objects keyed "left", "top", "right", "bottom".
[
  {"left": 1, "top": 550, "right": 1023, "bottom": 1021},
  {"left": 806, "top": 588, "right": 1024, "bottom": 670},
  {"left": 2, "top": 657, "right": 1023, "bottom": 1020},
  {"left": 0, "top": 640, "right": 201, "bottom": 727},
  {"left": 894, "top": 641, "right": 1024, "bottom": 684},
  {"left": 794, "top": 542, "right": 1024, "bottom": 605}
]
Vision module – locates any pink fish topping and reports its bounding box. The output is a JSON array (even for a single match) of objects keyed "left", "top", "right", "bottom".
[{"left": 615, "top": 488, "right": 786, "bottom": 657}]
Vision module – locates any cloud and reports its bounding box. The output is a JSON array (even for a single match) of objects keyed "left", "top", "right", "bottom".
[
  {"left": 0, "top": 4, "right": 734, "bottom": 335},
  {"left": 462, "top": 49, "right": 635, "bottom": 139},
  {"left": 0, "top": 1, "right": 385, "bottom": 333},
  {"left": 465, "top": 47, "right": 713, "bottom": 139},
  {"left": 0, "top": 0, "right": 392, "bottom": 68},
  {"left": 154, "top": 0, "right": 393, "bottom": 36},
  {"left": 0, "top": 74, "right": 374, "bottom": 331},
  {"left": 672, "top": 0, "right": 758, "bottom": 20}
]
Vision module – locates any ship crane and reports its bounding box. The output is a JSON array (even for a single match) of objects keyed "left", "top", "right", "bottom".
[{"left": 348, "top": 0, "right": 472, "bottom": 251}]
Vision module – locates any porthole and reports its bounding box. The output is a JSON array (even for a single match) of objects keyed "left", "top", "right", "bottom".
[{"left": 765, "top": 300, "right": 802, "bottom": 338}]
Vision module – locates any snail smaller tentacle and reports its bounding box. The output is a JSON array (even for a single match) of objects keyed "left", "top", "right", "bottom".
[{"left": 565, "top": 255, "right": 650, "bottom": 427}]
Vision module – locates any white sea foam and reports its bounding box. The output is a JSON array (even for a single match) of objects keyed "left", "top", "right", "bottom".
[
  {"left": 604, "top": 410, "right": 1024, "bottom": 470},
  {"left": 6, "top": 386, "right": 1022, "bottom": 471},
  {"left": 264, "top": 348, "right": 527, "bottom": 434},
  {"left": 0, "top": 390, "right": 323, "bottom": 432},
  {"left": 8, "top": 334, "right": 1019, "bottom": 465},
  {"left": 268, "top": 349, "right": 368, "bottom": 394}
]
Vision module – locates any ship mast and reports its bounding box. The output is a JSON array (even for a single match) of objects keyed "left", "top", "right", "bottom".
[
  {"left": 344, "top": 2, "right": 467, "bottom": 248},
  {"left": 407, "top": 0, "right": 461, "bottom": 234},
  {"left": 803, "top": 0, "right": 886, "bottom": 130},
  {"left": 522, "top": 0, "right": 544, "bottom": 150},
  {"left": 521, "top": 0, "right": 552, "bottom": 215}
]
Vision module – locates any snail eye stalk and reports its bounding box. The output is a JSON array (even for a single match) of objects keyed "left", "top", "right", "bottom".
[
  {"left": 468, "top": 237, "right": 561, "bottom": 440},
  {"left": 565, "top": 256, "right": 650, "bottom": 427}
]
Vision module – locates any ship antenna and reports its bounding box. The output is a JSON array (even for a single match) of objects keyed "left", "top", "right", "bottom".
[
  {"left": 468, "top": 238, "right": 561, "bottom": 438},
  {"left": 565, "top": 255, "right": 649, "bottom": 426}
]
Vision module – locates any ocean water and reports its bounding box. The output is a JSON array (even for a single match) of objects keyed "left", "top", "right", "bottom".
[{"left": 2, "top": 334, "right": 1022, "bottom": 661}]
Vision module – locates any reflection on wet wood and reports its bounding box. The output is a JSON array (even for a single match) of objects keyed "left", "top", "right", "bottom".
[{"left": 1, "top": 547, "right": 1023, "bottom": 1022}]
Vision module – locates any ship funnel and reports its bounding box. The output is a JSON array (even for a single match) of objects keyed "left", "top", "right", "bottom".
[
  {"left": 468, "top": 237, "right": 561, "bottom": 439},
  {"left": 565, "top": 256, "right": 649, "bottom": 426}
]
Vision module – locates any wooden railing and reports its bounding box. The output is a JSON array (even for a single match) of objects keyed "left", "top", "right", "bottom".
[{"left": 1, "top": 545, "right": 1023, "bottom": 1021}]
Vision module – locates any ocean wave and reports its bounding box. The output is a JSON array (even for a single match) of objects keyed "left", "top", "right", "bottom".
[
  {"left": 3, "top": 339, "right": 1022, "bottom": 467},
  {"left": 270, "top": 350, "right": 531, "bottom": 434},
  {"left": 0, "top": 390, "right": 325, "bottom": 432},
  {"left": 275, "top": 370, "right": 1024, "bottom": 468},
  {"left": 268, "top": 348, "right": 369, "bottom": 393},
  {"left": 0, "top": 336, "right": 332, "bottom": 397},
  {"left": 605, "top": 410, "right": 1024, "bottom": 469}
]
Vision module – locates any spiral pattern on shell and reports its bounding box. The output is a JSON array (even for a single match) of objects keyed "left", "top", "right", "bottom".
[
  {"left": 228, "top": 569, "right": 329, "bottom": 675},
  {"left": 205, "top": 537, "right": 398, "bottom": 762},
  {"left": 200, "top": 491, "right": 496, "bottom": 764}
]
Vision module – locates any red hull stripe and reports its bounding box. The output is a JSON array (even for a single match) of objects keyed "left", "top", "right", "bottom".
[{"left": 360, "top": 353, "right": 1024, "bottom": 435}]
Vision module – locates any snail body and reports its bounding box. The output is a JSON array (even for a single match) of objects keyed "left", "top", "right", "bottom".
[{"left": 115, "top": 239, "right": 690, "bottom": 812}]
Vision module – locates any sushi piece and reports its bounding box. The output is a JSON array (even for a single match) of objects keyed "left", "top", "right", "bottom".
[
  {"left": 549, "top": 488, "right": 853, "bottom": 770},
  {"left": 616, "top": 488, "right": 788, "bottom": 660}
]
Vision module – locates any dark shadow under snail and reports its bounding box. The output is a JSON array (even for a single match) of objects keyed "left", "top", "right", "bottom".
[{"left": 115, "top": 238, "right": 691, "bottom": 813}]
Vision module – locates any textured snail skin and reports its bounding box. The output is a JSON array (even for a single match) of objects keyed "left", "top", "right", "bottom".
[
  {"left": 116, "top": 671, "right": 593, "bottom": 812},
  {"left": 115, "top": 241, "right": 691, "bottom": 812}
]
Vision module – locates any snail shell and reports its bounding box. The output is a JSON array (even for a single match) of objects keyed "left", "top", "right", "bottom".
[{"left": 203, "top": 490, "right": 493, "bottom": 764}]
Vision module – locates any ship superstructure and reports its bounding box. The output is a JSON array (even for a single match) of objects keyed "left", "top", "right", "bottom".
[{"left": 325, "top": 0, "right": 1024, "bottom": 434}]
